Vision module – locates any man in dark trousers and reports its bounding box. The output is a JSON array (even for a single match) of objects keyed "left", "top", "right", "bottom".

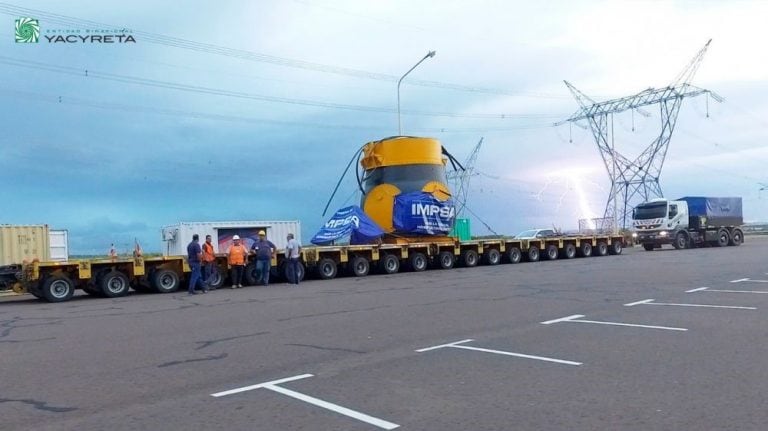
[
  {"left": 251, "top": 230, "right": 276, "bottom": 286},
  {"left": 187, "top": 234, "right": 207, "bottom": 294},
  {"left": 285, "top": 233, "right": 302, "bottom": 285}
]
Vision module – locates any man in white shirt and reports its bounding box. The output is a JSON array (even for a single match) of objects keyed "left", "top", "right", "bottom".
[{"left": 285, "top": 233, "right": 302, "bottom": 285}]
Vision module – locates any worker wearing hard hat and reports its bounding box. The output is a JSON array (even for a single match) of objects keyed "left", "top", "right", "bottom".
[
  {"left": 227, "top": 235, "right": 248, "bottom": 289},
  {"left": 250, "top": 230, "right": 276, "bottom": 286}
]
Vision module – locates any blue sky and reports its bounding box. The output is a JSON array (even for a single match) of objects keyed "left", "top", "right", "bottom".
[{"left": 1, "top": 0, "right": 767, "bottom": 254}]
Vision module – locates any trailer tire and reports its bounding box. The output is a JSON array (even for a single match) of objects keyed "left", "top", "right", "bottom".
[
  {"left": 545, "top": 244, "right": 559, "bottom": 260},
  {"left": 716, "top": 228, "right": 730, "bottom": 247},
  {"left": 609, "top": 241, "right": 623, "bottom": 255},
  {"left": 205, "top": 266, "right": 225, "bottom": 289},
  {"left": 410, "top": 252, "right": 428, "bottom": 272},
  {"left": 379, "top": 254, "right": 400, "bottom": 274},
  {"left": 461, "top": 250, "right": 479, "bottom": 267},
  {"left": 673, "top": 232, "right": 688, "bottom": 250},
  {"left": 484, "top": 249, "right": 501, "bottom": 265},
  {"left": 437, "top": 251, "right": 454, "bottom": 269},
  {"left": 579, "top": 242, "right": 593, "bottom": 257},
  {"left": 596, "top": 241, "right": 609, "bottom": 256},
  {"left": 350, "top": 256, "right": 370, "bottom": 277},
  {"left": 527, "top": 246, "right": 540, "bottom": 262},
  {"left": 643, "top": 244, "right": 655, "bottom": 251},
  {"left": 506, "top": 247, "right": 522, "bottom": 264},
  {"left": 729, "top": 229, "right": 743, "bottom": 246},
  {"left": 283, "top": 261, "right": 305, "bottom": 282},
  {"left": 41, "top": 273, "right": 75, "bottom": 303},
  {"left": 100, "top": 270, "right": 130, "bottom": 298},
  {"left": 152, "top": 269, "right": 180, "bottom": 294},
  {"left": 562, "top": 244, "right": 577, "bottom": 259},
  {"left": 315, "top": 258, "right": 338, "bottom": 280}
]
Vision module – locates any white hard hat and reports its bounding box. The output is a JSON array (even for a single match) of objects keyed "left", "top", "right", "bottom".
[{"left": 232, "top": 235, "right": 240, "bottom": 240}]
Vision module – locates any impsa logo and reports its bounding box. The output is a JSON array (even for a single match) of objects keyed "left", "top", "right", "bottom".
[{"left": 15, "top": 17, "right": 39, "bottom": 43}]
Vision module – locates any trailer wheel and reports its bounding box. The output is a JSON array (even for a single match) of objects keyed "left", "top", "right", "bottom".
[
  {"left": 596, "top": 241, "right": 609, "bottom": 256},
  {"left": 437, "top": 251, "right": 454, "bottom": 269},
  {"left": 562, "top": 244, "right": 577, "bottom": 259},
  {"left": 545, "top": 244, "right": 559, "bottom": 260},
  {"left": 643, "top": 244, "right": 655, "bottom": 251},
  {"left": 152, "top": 269, "right": 180, "bottom": 293},
  {"left": 609, "top": 241, "right": 623, "bottom": 255},
  {"left": 506, "top": 247, "right": 522, "bottom": 264},
  {"left": 205, "top": 266, "right": 225, "bottom": 289},
  {"left": 100, "top": 270, "right": 130, "bottom": 297},
  {"left": 729, "top": 229, "right": 743, "bottom": 246},
  {"left": 350, "top": 256, "right": 370, "bottom": 277},
  {"left": 379, "top": 254, "right": 400, "bottom": 274},
  {"left": 673, "top": 232, "right": 688, "bottom": 250},
  {"left": 316, "top": 258, "right": 337, "bottom": 280},
  {"left": 716, "top": 228, "right": 730, "bottom": 247},
  {"left": 41, "top": 273, "right": 75, "bottom": 303},
  {"left": 579, "top": 242, "right": 593, "bottom": 257},
  {"left": 527, "top": 246, "right": 540, "bottom": 262},
  {"left": 484, "top": 249, "right": 501, "bottom": 265},
  {"left": 461, "top": 249, "right": 479, "bottom": 267},
  {"left": 409, "top": 252, "right": 428, "bottom": 272},
  {"left": 283, "top": 261, "right": 305, "bottom": 282}
]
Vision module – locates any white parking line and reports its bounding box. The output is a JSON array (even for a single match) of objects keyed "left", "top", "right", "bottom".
[
  {"left": 541, "top": 314, "right": 687, "bottom": 331},
  {"left": 416, "top": 339, "right": 581, "bottom": 366},
  {"left": 211, "top": 374, "right": 399, "bottom": 430},
  {"left": 687, "top": 287, "right": 768, "bottom": 294},
  {"left": 623, "top": 298, "right": 756, "bottom": 310},
  {"left": 731, "top": 278, "right": 768, "bottom": 283}
]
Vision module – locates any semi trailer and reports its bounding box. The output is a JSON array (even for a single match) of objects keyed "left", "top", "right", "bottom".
[{"left": 632, "top": 196, "right": 744, "bottom": 250}]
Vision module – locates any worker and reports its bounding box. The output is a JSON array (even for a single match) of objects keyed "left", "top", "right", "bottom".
[
  {"left": 108, "top": 243, "right": 117, "bottom": 259},
  {"left": 202, "top": 234, "right": 217, "bottom": 290},
  {"left": 227, "top": 235, "right": 248, "bottom": 289},
  {"left": 285, "top": 233, "right": 302, "bottom": 285},
  {"left": 250, "top": 230, "right": 276, "bottom": 286},
  {"left": 186, "top": 234, "right": 207, "bottom": 295}
]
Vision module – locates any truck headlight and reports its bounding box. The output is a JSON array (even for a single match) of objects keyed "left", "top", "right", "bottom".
[
  {"left": 631, "top": 233, "right": 638, "bottom": 238},
  {"left": 659, "top": 231, "right": 668, "bottom": 237}
]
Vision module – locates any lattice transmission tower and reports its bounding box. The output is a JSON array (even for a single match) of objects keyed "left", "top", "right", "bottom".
[
  {"left": 560, "top": 40, "right": 723, "bottom": 231},
  {"left": 447, "top": 137, "right": 483, "bottom": 218}
]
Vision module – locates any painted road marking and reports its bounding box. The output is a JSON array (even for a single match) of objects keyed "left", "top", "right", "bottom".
[
  {"left": 211, "top": 374, "right": 399, "bottom": 430},
  {"left": 416, "top": 339, "right": 581, "bottom": 366},
  {"left": 541, "top": 314, "right": 687, "bottom": 331},
  {"left": 731, "top": 278, "right": 768, "bottom": 284},
  {"left": 687, "top": 287, "right": 768, "bottom": 294},
  {"left": 623, "top": 298, "right": 756, "bottom": 310}
]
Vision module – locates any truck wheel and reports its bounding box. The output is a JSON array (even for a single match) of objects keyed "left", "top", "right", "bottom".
[
  {"left": 409, "top": 252, "right": 428, "bottom": 272},
  {"left": 243, "top": 263, "right": 258, "bottom": 285},
  {"left": 316, "top": 258, "right": 337, "bottom": 280},
  {"left": 461, "top": 250, "right": 479, "bottom": 267},
  {"left": 41, "top": 274, "right": 75, "bottom": 303},
  {"left": 350, "top": 256, "right": 370, "bottom": 277},
  {"left": 562, "top": 244, "right": 576, "bottom": 259},
  {"left": 609, "top": 241, "right": 623, "bottom": 255},
  {"left": 484, "top": 249, "right": 501, "bottom": 265},
  {"left": 100, "top": 270, "right": 130, "bottom": 297},
  {"left": 379, "top": 254, "right": 400, "bottom": 274},
  {"left": 673, "top": 232, "right": 688, "bottom": 250},
  {"left": 729, "top": 229, "right": 743, "bottom": 246},
  {"left": 579, "top": 243, "right": 592, "bottom": 257},
  {"left": 716, "top": 228, "right": 730, "bottom": 247},
  {"left": 506, "top": 247, "right": 522, "bottom": 264},
  {"left": 437, "top": 251, "right": 454, "bottom": 269},
  {"left": 527, "top": 246, "right": 540, "bottom": 262},
  {"left": 152, "top": 269, "right": 180, "bottom": 293},
  {"left": 596, "top": 242, "right": 609, "bottom": 256},
  {"left": 545, "top": 244, "right": 559, "bottom": 260},
  {"left": 643, "top": 244, "right": 655, "bottom": 251},
  {"left": 206, "top": 267, "right": 225, "bottom": 289}
]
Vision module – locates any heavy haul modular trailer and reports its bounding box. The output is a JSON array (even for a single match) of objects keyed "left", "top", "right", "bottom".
[{"left": 19, "top": 234, "right": 625, "bottom": 303}]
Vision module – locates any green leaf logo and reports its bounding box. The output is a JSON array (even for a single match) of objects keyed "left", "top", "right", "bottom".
[{"left": 15, "top": 17, "right": 39, "bottom": 43}]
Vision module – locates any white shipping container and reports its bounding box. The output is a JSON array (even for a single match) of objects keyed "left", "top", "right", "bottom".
[
  {"left": 49, "top": 230, "right": 69, "bottom": 262},
  {"left": 161, "top": 221, "right": 301, "bottom": 256}
]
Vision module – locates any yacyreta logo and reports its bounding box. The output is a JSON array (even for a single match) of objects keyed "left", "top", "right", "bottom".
[{"left": 15, "top": 17, "right": 39, "bottom": 43}]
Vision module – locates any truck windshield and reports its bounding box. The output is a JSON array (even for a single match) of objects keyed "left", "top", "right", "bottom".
[{"left": 633, "top": 203, "right": 667, "bottom": 220}]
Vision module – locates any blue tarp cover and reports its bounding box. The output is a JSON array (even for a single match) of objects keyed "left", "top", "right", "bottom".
[
  {"left": 677, "top": 196, "right": 743, "bottom": 218},
  {"left": 311, "top": 206, "right": 385, "bottom": 245},
  {"left": 393, "top": 191, "right": 455, "bottom": 235}
]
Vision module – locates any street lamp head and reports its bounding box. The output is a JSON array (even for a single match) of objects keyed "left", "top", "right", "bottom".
[{"left": 427, "top": 50, "right": 436, "bottom": 58}]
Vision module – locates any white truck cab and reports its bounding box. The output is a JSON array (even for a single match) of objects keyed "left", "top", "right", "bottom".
[{"left": 632, "top": 198, "right": 690, "bottom": 250}]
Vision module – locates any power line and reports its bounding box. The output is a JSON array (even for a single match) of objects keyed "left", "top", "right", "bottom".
[
  {"left": 0, "top": 56, "right": 563, "bottom": 120},
  {"left": 0, "top": 2, "right": 572, "bottom": 99}
]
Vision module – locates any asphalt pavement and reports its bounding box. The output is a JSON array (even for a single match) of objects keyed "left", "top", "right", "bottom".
[{"left": 2, "top": 237, "right": 768, "bottom": 430}]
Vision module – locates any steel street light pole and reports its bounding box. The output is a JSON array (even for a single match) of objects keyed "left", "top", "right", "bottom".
[{"left": 397, "top": 50, "right": 436, "bottom": 135}]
